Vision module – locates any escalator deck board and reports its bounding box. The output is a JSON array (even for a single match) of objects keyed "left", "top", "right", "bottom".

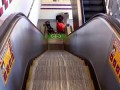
[{"left": 31, "top": 50, "right": 94, "bottom": 90}]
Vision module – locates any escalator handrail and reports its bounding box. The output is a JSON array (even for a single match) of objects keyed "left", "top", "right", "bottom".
[
  {"left": 67, "top": 13, "right": 120, "bottom": 36},
  {"left": 103, "top": 0, "right": 107, "bottom": 13},
  {"left": 0, "top": 13, "right": 23, "bottom": 42},
  {"left": 0, "top": 13, "right": 44, "bottom": 47},
  {"left": 81, "top": 0, "right": 85, "bottom": 23}
]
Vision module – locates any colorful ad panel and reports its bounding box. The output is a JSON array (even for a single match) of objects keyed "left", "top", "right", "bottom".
[
  {"left": 109, "top": 38, "right": 120, "bottom": 83},
  {"left": 0, "top": 39, "right": 15, "bottom": 85}
]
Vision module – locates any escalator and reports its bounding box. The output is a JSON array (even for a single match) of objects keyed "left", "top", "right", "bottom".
[
  {"left": 0, "top": 13, "right": 120, "bottom": 90},
  {"left": 26, "top": 34, "right": 94, "bottom": 90},
  {"left": 28, "top": 50, "right": 94, "bottom": 90},
  {"left": 82, "top": 0, "right": 106, "bottom": 22}
]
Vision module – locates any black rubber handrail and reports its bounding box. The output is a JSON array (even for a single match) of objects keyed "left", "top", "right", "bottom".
[
  {"left": 81, "top": 0, "right": 85, "bottom": 24},
  {"left": 103, "top": 0, "right": 107, "bottom": 13},
  {"left": 0, "top": 13, "right": 43, "bottom": 46},
  {"left": 0, "top": 13, "right": 24, "bottom": 42},
  {"left": 67, "top": 13, "right": 120, "bottom": 36}
]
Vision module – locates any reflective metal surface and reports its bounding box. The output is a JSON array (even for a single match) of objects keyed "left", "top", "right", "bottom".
[
  {"left": 32, "top": 50, "right": 94, "bottom": 90},
  {"left": 0, "top": 17, "right": 47, "bottom": 90},
  {"left": 64, "top": 17, "right": 120, "bottom": 90}
]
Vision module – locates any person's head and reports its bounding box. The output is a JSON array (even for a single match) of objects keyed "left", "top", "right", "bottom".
[
  {"left": 45, "top": 21, "right": 50, "bottom": 25},
  {"left": 57, "top": 15, "right": 63, "bottom": 22},
  {"left": 58, "top": 19, "right": 62, "bottom": 22}
]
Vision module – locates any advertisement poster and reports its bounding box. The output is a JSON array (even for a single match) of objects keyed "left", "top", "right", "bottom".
[
  {"left": 109, "top": 38, "right": 120, "bottom": 83},
  {"left": 0, "top": 39, "right": 14, "bottom": 85}
]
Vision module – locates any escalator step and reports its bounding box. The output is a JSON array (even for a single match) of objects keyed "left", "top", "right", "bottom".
[
  {"left": 84, "top": 6, "right": 104, "bottom": 12},
  {"left": 85, "top": 14, "right": 95, "bottom": 19},
  {"left": 84, "top": 10, "right": 104, "bottom": 13},
  {"left": 82, "top": 0, "right": 105, "bottom": 22},
  {"left": 84, "top": 13, "right": 97, "bottom": 21},
  {"left": 83, "top": 0, "right": 103, "bottom": 5},
  {"left": 28, "top": 50, "right": 95, "bottom": 90},
  {"left": 84, "top": 12, "right": 98, "bottom": 17}
]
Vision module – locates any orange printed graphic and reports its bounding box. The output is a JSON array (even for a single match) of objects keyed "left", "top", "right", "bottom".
[
  {"left": 109, "top": 38, "right": 120, "bottom": 83},
  {"left": 0, "top": 39, "right": 14, "bottom": 84}
]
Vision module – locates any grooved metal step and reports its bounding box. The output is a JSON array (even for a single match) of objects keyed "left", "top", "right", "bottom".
[
  {"left": 27, "top": 50, "right": 95, "bottom": 90},
  {"left": 84, "top": 6, "right": 104, "bottom": 12},
  {"left": 82, "top": 0, "right": 105, "bottom": 22},
  {"left": 83, "top": 0, "right": 103, "bottom": 5},
  {"left": 48, "top": 44, "right": 64, "bottom": 50}
]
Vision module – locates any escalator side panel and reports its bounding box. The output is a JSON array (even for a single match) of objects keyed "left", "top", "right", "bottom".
[
  {"left": 64, "top": 18, "right": 120, "bottom": 90},
  {"left": 0, "top": 18, "right": 47, "bottom": 90}
]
